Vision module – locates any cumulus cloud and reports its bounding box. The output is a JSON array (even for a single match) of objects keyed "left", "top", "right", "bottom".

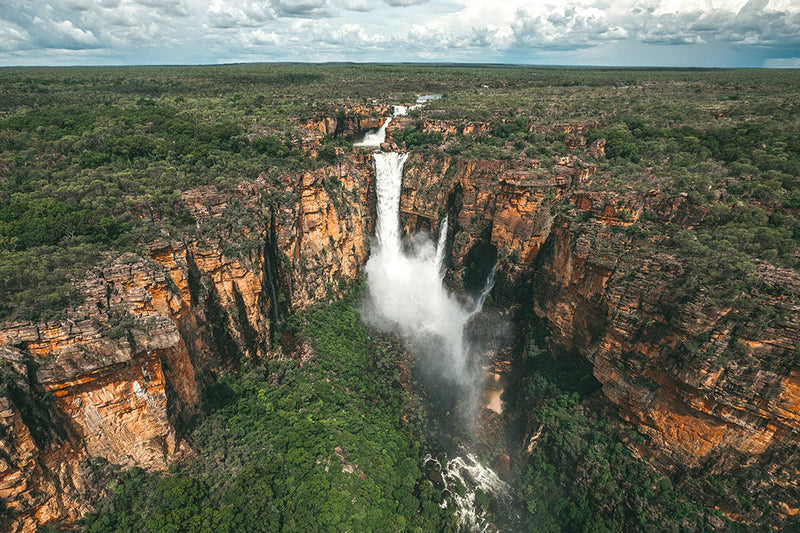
[
  {"left": 45, "top": 18, "right": 100, "bottom": 46},
  {"left": 207, "top": 1, "right": 274, "bottom": 28},
  {"left": 1, "top": 0, "right": 799, "bottom": 65},
  {"left": 432, "top": 0, "right": 800, "bottom": 54},
  {"left": 134, "top": 0, "right": 189, "bottom": 17},
  {"left": 342, "top": 0, "right": 373, "bottom": 11},
  {"left": 269, "top": 0, "right": 336, "bottom": 18},
  {"left": 384, "top": 0, "right": 430, "bottom": 6},
  {"left": 0, "top": 21, "right": 29, "bottom": 51},
  {"left": 511, "top": 6, "right": 627, "bottom": 49}
]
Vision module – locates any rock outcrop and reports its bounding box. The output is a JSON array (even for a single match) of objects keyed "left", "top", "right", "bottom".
[
  {"left": 0, "top": 153, "right": 373, "bottom": 531},
  {"left": 2, "top": 112, "right": 798, "bottom": 529},
  {"left": 394, "top": 147, "right": 799, "bottom": 519}
]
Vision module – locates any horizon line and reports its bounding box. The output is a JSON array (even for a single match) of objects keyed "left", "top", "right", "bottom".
[{"left": 1, "top": 61, "right": 797, "bottom": 70}]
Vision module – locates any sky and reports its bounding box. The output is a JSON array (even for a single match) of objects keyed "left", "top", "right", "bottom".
[{"left": 1, "top": 0, "right": 799, "bottom": 67}]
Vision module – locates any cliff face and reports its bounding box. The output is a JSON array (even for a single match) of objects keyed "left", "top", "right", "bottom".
[
  {"left": 396, "top": 147, "right": 799, "bottom": 458},
  {"left": 298, "top": 105, "right": 391, "bottom": 139},
  {"left": 1, "top": 125, "right": 798, "bottom": 528},
  {"left": 529, "top": 215, "right": 800, "bottom": 518},
  {"left": 395, "top": 148, "right": 799, "bottom": 518},
  {"left": 0, "top": 257, "right": 187, "bottom": 531},
  {"left": 530, "top": 214, "right": 800, "bottom": 460},
  {"left": 0, "top": 154, "right": 373, "bottom": 531}
]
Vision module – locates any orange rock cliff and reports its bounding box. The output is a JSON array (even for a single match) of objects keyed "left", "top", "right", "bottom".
[{"left": 1, "top": 121, "right": 798, "bottom": 529}]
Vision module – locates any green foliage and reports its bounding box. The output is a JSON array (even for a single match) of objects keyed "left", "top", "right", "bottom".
[
  {"left": 82, "top": 290, "right": 453, "bottom": 532},
  {"left": 0, "top": 198, "right": 128, "bottom": 251},
  {"left": 590, "top": 123, "right": 639, "bottom": 162},
  {"left": 2, "top": 65, "right": 799, "bottom": 323},
  {"left": 503, "top": 339, "right": 724, "bottom": 533},
  {"left": 393, "top": 125, "right": 443, "bottom": 151}
]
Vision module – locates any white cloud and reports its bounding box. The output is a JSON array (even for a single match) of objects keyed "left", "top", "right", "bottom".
[
  {"left": 134, "top": 0, "right": 189, "bottom": 17},
  {"left": 30, "top": 16, "right": 99, "bottom": 48},
  {"left": 270, "top": 0, "right": 336, "bottom": 18},
  {"left": 61, "top": 0, "right": 95, "bottom": 11},
  {"left": 0, "top": 0, "right": 799, "bottom": 65},
  {"left": 51, "top": 19, "right": 100, "bottom": 45},
  {"left": 342, "top": 0, "right": 373, "bottom": 11},
  {"left": 208, "top": 1, "right": 274, "bottom": 28},
  {"left": 384, "top": 0, "right": 430, "bottom": 6},
  {"left": 0, "top": 21, "right": 29, "bottom": 51},
  {"left": 249, "top": 28, "right": 281, "bottom": 45}
]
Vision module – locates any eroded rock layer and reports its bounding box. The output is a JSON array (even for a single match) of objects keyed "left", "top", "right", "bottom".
[
  {"left": 1, "top": 129, "right": 798, "bottom": 528},
  {"left": 0, "top": 155, "right": 372, "bottom": 531}
]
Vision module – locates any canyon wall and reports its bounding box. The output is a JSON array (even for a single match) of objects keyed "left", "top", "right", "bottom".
[
  {"left": 0, "top": 155, "right": 373, "bottom": 531},
  {"left": 1, "top": 118, "right": 798, "bottom": 528},
  {"left": 395, "top": 146, "right": 800, "bottom": 519}
]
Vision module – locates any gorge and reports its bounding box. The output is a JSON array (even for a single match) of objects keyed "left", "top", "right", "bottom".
[
  {"left": 365, "top": 144, "right": 510, "bottom": 530},
  {"left": 0, "top": 65, "right": 798, "bottom": 532}
]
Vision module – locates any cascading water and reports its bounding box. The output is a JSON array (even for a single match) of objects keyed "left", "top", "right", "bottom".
[
  {"left": 364, "top": 152, "right": 477, "bottom": 385},
  {"left": 354, "top": 116, "right": 392, "bottom": 148},
  {"left": 393, "top": 104, "right": 422, "bottom": 116},
  {"left": 434, "top": 216, "right": 449, "bottom": 281},
  {"left": 423, "top": 452, "right": 514, "bottom": 533},
  {"left": 363, "top": 144, "right": 514, "bottom": 531},
  {"left": 471, "top": 262, "right": 497, "bottom": 315}
]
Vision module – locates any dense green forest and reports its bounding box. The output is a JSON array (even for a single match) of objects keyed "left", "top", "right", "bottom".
[
  {"left": 1, "top": 66, "right": 798, "bottom": 322},
  {"left": 82, "top": 291, "right": 455, "bottom": 532},
  {"left": 502, "top": 327, "right": 752, "bottom": 533}
]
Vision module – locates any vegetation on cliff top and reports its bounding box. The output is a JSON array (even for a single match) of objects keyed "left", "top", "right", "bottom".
[
  {"left": 2, "top": 66, "right": 798, "bottom": 323},
  {"left": 391, "top": 67, "right": 799, "bottom": 325}
]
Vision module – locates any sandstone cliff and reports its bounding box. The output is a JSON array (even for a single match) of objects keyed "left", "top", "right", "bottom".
[
  {"left": 0, "top": 154, "right": 373, "bottom": 530},
  {"left": 393, "top": 145, "right": 799, "bottom": 520},
  {"left": 2, "top": 115, "right": 798, "bottom": 529}
]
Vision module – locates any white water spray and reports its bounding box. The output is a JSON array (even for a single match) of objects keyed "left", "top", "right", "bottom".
[
  {"left": 393, "top": 104, "right": 422, "bottom": 116},
  {"left": 472, "top": 262, "right": 497, "bottom": 315},
  {"left": 435, "top": 216, "right": 449, "bottom": 281},
  {"left": 354, "top": 116, "right": 392, "bottom": 148},
  {"left": 424, "top": 452, "right": 514, "bottom": 532},
  {"left": 364, "top": 153, "right": 493, "bottom": 385}
]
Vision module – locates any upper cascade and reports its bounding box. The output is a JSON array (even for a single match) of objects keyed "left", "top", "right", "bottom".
[
  {"left": 434, "top": 216, "right": 449, "bottom": 280},
  {"left": 354, "top": 116, "right": 392, "bottom": 148},
  {"left": 372, "top": 152, "right": 407, "bottom": 254},
  {"left": 393, "top": 104, "right": 421, "bottom": 116}
]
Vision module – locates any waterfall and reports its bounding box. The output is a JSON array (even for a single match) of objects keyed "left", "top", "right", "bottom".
[
  {"left": 472, "top": 262, "right": 497, "bottom": 314},
  {"left": 363, "top": 115, "right": 514, "bottom": 532},
  {"left": 372, "top": 152, "right": 407, "bottom": 256},
  {"left": 393, "top": 104, "right": 421, "bottom": 116},
  {"left": 434, "top": 215, "right": 448, "bottom": 280},
  {"left": 365, "top": 154, "right": 474, "bottom": 383},
  {"left": 354, "top": 116, "right": 392, "bottom": 148},
  {"left": 365, "top": 149, "right": 500, "bottom": 387}
]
